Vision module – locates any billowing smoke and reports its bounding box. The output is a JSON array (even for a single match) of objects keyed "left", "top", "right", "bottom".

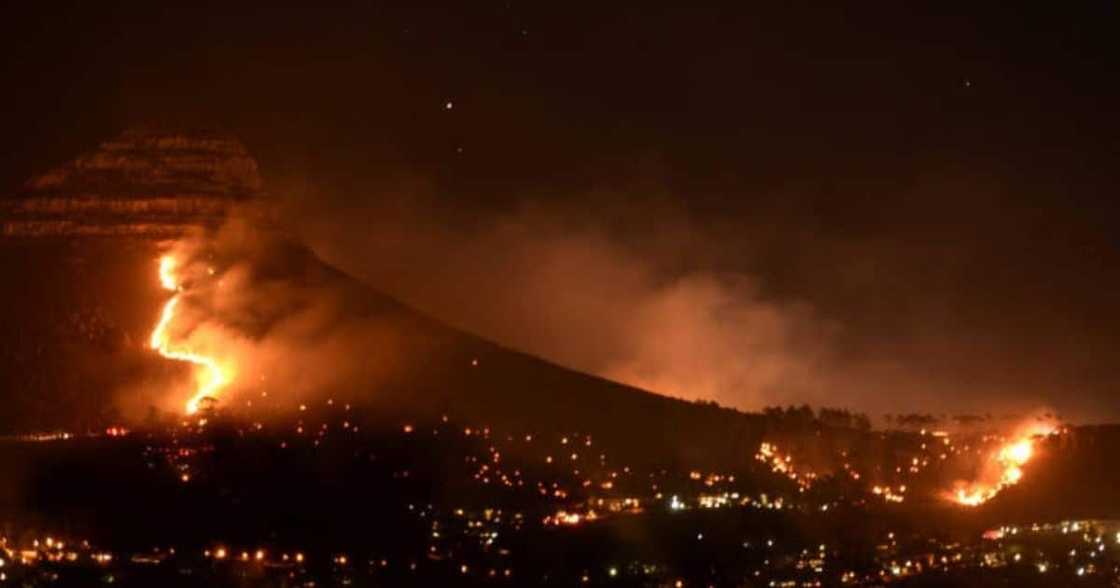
[
  {"left": 267, "top": 178, "right": 1092, "bottom": 421},
  {"left": 132, "top": 178, "right": 1086, "bottom": 423},
  {"left": 137, "top": 215, "right": 425, "bottom": 416},
  {"left": 276, "top": 183, "right": 851, "bottom": 411}
]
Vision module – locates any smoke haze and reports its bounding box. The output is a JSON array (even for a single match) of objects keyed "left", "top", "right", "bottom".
[
  {"left": 133, "top": 219, "right": 433, "bottom": 416},
  {"left": 273, "top": 178, "right": 1079, "bottom": 421}
]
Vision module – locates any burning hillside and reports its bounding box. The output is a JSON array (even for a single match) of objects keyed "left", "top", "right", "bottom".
[
  {"left": 0, "top": 129, "right": 1086, "bottom": 496},
  {"left": 0, "top": 127, "right": 775, "bottom": 463},
  {"left": 947, "top": 420, "right": 1061, "bottom": 507},
  {"left": 0, "top": 130, "right": 1094, "bottom": 529},
  {"left": 0, "top": 128, "right": 263, "bottom": 432}
]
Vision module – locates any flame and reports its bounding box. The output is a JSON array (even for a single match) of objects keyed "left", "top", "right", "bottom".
[
  {"left": 150, "top": 255, "right": 231, "bottom": 414},
  {"left": 948, "top": 423, "right": 1056, "bottom": 507},
  {"left": 158, "top": 255, "right": 177, "bottom": 290}
]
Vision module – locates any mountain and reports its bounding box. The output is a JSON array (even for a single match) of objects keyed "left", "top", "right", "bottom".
[{"left": 0, "top": 128, "right": 777, "bottom": 471}]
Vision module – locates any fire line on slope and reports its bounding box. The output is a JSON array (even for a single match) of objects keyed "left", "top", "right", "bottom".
[{"left": 150, "top": 255, "right": 231, "bottom": 414}]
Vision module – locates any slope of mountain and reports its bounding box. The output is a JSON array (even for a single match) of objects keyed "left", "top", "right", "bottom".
[{"left": 0, "top": 128, "right": 772, "bottom": 471}]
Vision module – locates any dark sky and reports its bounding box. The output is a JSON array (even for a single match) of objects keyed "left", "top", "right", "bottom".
[{"left": 2, "top": 2, "right": 1118, "bottom": 421}]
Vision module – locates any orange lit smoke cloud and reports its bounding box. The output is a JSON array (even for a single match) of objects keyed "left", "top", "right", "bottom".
[{"left": 143, "top": 223, "right": 412, "bottom": 418}]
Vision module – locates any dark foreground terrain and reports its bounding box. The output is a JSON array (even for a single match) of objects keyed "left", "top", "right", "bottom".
[{"left": 2, "top": 402, "right": 1120, "bottom": 587}]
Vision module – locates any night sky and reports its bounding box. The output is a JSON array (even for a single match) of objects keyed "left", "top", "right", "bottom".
[{"left": 2, "top": 2, "right": 1118, "bottom": 421}]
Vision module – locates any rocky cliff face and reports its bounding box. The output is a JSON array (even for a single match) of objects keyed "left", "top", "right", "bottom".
[
  {"left": 0, "top": 129, "right": 264, "bottom": 431},
  {"left": 2, "top": 128, "right": 262, "bottom": 237}
]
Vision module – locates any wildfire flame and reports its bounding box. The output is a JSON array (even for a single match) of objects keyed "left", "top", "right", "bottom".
[
  {"left": 949, "top": 422, "right": 1057, "bottom": 507},
  {"left": 150, "top": 255, "right": 231, "bottom": 414}
]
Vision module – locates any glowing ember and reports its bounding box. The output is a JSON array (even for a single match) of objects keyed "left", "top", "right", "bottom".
[{"left": 150, "top": 255, "right": 232, "bottom": 414}]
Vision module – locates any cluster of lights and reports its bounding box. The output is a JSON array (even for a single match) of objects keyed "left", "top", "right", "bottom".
[
  {"left": 755, "top": 442, "right": 816, "bottom": 491},
  {"left": 870, "top": 484, "right": 906, "bottom": 503}
]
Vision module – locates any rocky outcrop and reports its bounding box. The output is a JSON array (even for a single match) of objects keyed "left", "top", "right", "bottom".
[{"left": 2, "top": 128, "right": 262, "bottom": 237}]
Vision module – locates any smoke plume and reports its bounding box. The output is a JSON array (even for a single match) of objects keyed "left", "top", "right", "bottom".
[{"left": 277, "top": 182, "right": 852, "bottom": 411}]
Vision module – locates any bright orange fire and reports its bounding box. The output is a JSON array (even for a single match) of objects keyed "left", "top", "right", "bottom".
[
  {"left": 948, "top": 423, "right": 1056, "bottom": 507},
  {"left": 150, "top": 255, "right": 231, "bottom": 414}
]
